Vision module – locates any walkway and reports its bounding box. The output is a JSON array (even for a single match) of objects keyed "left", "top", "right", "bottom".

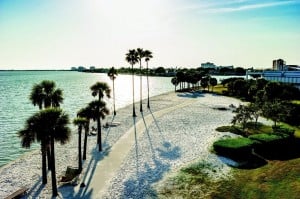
[{"left": 76, "top": 99, "right": 197, "bottom": 198}]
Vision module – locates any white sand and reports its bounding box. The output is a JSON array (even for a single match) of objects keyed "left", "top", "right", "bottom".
[{"left": 0, "top": 91, "right": 268, "bottom": 198}]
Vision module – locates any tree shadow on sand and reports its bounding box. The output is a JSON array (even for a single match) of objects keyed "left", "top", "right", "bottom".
[
  {"left": 120, "top": 110, "right": 181, "bottom": 198},
  {"left": 57, "top": 143, "right": 111, "bottom": 198}
]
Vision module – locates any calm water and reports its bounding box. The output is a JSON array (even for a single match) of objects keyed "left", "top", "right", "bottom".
[{"left": 0, "top": 71, "right": 173, "bottom": 168}]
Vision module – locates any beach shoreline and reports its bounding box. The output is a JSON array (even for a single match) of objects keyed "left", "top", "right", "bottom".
[{"left": 0, "top": 91, "right": 250, "bottom": 198}]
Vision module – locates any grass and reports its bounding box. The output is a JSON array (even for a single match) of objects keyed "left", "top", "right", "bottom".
[
  {"left": 212, "top": 84, "right": 227, "bottom": 95},
  {"left": 211, "top": 158, "right": 300, "bottom": 198},
  {"left": 157, "top": 158, "right": 300, "bottom": 199}
]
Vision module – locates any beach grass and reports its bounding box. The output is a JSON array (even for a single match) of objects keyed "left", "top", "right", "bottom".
[
  {"left": 211, "top": 158, "right": 300, "bottom": 198},
  {"left": 158, "top": 157, "right": 300, "bottom": 199}
]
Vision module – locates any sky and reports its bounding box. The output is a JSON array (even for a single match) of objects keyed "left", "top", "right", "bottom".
[{"left": 0, "top": 0, "right": 299, "bottom": 70}]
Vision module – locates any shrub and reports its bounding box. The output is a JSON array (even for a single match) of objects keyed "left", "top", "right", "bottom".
[
  {"left": 249, "top": 133, "right": 289, "bottom": 144},
  {"left": 213, "top": 138, "right": 256, "bottom": 159},
  {"left": 272, "top": 126, "right": 295, "bottom": 137},
  {"left": 215, "top": 125, "right": 245, "bottom": 136},
  {"left": 249, "top": 133, "right": 292, "bottom": 159}
]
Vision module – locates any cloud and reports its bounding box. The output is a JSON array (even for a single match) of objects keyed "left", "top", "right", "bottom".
[{"left": 205, "top": 0, "right": 299, "bottom": 13}]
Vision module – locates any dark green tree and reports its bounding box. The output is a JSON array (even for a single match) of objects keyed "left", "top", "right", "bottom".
[
  {"left": 90, "top": 82, "right": 111, "bottom": 151},
  {"left": 231, "top": 105, "right": 253, "bottom": 130},
  {"left": 73, "top": 117, "right": 88, "bottom": 173},
  {"left": 88, "top": 100, "right": 109, "bottom": 151},
  {"left": 209, "top": 77, "right": 218, "bottom": 92},
  {"left": 19, "top": 108, "right": 70, "bottom": 197},
  {"left": 29, "top": 80, "right": 64, "bottom": 179}
]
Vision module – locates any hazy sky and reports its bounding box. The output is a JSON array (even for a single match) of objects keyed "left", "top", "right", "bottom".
[{"left": 0, "top": 0, "right": 299, "bottom": 70}]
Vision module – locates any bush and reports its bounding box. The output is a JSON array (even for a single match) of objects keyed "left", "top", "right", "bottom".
[
  {"left": 272, "top": 126, "right": 295, "bottom": 137},
  {"left": 215, "top": 126, "right": 245, "bottom": 136},
  {"left": 249, "top": 133, "right": 290, "bottom": 144},
  {"left": 213, "top": 138, "right": 256, "bottom": 159},
  {"left": 249, "top": 133, "right": 292, "bottom": 159}
]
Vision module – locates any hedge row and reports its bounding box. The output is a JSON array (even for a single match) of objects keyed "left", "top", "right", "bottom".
[{"left": 213, "top": 131, "right": 294, "bottom": 160}]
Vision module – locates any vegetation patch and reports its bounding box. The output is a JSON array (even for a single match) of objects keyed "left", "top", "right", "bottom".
[
  {"left": 213, "top": 138, "right": 256, "bottom": 159},
  {"left": 210, "top": 158, "right": 300, "bottom": 198},
  {"left": 157, "top": 161, "right": 228, "bottom": 199}
]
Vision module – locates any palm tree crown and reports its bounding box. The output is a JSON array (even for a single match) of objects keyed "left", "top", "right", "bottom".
[
  {"left": 125, "top": 49, "right": 138, "bottom": 66},
  {"left": 90, "top": 82, "right": 111, "bottom": 100},
  {"left": 29, "top": 80, "right": 63, "bottom": 109}
]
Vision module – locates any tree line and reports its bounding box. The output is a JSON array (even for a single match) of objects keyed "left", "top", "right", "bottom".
[
  {"left": 223, "top": 78, "right": 300, "bottom": 127},
  {"left": 171, "top": 68, "right": 218, "bottom": 92}
]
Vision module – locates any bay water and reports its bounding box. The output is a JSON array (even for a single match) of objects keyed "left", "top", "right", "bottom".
[{"left": 0, "top": 71, "right": 174, "bottom": 168}]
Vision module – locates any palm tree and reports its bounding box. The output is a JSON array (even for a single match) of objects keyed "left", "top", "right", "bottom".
[
  {"left": 29, "top": 80, "right": 64, "bottom": 176},
  {"left": 88, "top": 100, "right": 109, "bottom": 151},
  {"left": 136, "top": 48, "right": 145, "bottom": 112},
  {"left": 90, "top": 82, "right": 111, "bottom": 151},
  {"left": 77, "top": 106, "right": 93, "bottom": 160},
  {"left": 73, "top": 117, "right": 88, "bottom": 173},
  {"left": 144, "top": 50, "right": 153, "bottom": 109},
  {"left": 18, "top": 108, "right": 71, "bottom": 197},
  {"left": 125, "top": 49, "right": 138, "bottom": 117},
  {"left": 30, "top": 80, "right": 63, "bottom": 109},
  {"left": 107, "top": 67, "right": 118, "bottom": 115}
]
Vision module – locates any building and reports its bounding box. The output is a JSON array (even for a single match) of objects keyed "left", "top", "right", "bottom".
[
  {"left": 273, "top": 59, "right": 286, "bottom": 70},
  {"left": 201, "top": 62, "right": 217, "bottom": 69}
]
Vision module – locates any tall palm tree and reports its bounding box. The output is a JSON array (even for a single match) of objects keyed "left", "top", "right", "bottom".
[
  {"left": 125, "top": 49, "right": 138, "bottom": 117},
  {"left": 73, "top": 117, "right": 88, "bottom": 173},
  {"left": 143, "top": 50, "right": 153, "bottom": 109},
  {"left": 29, "top": 80, "right": 64, "bottom": 177},
  {"left": 18, "top": 108, "right": 71, "bottom": 197},
  {"left": 88, "top": 100, "right": 109, "bottom": 151},
  {"left": 90, "top": 82, "right": 111, "bottom": 151},
  {"left": 136, "top": 48, "right": 145, "bottom": 112},
  {"left": 107, "top": 67, "right": 118, "bottom": 115},
  {"left": 77, "top": 106, "right": 93, "bottom": 160}
]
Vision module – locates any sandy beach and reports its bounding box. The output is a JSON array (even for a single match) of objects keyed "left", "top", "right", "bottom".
[{"left": 0, "top": 91, "right": 251, "bottom": 198}]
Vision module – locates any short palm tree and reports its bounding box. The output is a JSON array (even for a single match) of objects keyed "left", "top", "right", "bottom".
[
  {"left": 88, "top": 100, "right": 109, "bottom": 151},
  {"left": 107, "top": 67, "right": 118, "bottom": 115},
  {"left": 125, "top": 49, "right": 138, "bottom": 117},
  {"left": 144, "top": 50, "right": 153, "bottom": 108},
  {"left": 136, "top": 48, "right": 145, "bottom": 112},
  {"left": 18, "top": 108, "right": 71, "bottom": 197},
  {"left": 90, "top": 82, "right": 111, "bottom": 150},
  {"left": 29, "top": 80, "right": 64, "bottom": 178},
  {"left": 73, "top": 117, "right": 88, "bottom": 173},
  {"left": 77, "top": 106, "right": 93, "bottom": 160}
]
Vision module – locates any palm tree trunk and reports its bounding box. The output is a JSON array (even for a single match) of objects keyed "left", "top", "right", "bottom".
[
  {"left": 113, "top": 79, "right": 116, "bottom": 115},
  {"left": 146, "top": 62, "right": 150, "bottom": 109},
  {"left": 47, "top": 145, "right": 51, "bottom": 171},
  {"left": 78, "top": 126, "right": 82, "bottom": 173},
  {"left": 83, "top": 124, "right": 89, "bottom": 160},
  {"left": 132, "top": 65, "right": 136, "bottom": 117},
  {"left": 41, "top": 142, "right": 47, "bottom": 184},
  {"left": 97, "top": 117, "right": 102, "bottom": 150},
  {"left": 140, "top": 62, "right": 143, "bottom": 112},
  {"left": 98, "top": 118, "right": 102, "bottom": 151},
  {"left": 50, "top": 136, "right": 58, "bottom": 197}
]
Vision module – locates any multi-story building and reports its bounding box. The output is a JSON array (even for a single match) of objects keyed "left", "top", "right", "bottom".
[{"left": 272, "top": 59, "right": 286, "bottom": 70}]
